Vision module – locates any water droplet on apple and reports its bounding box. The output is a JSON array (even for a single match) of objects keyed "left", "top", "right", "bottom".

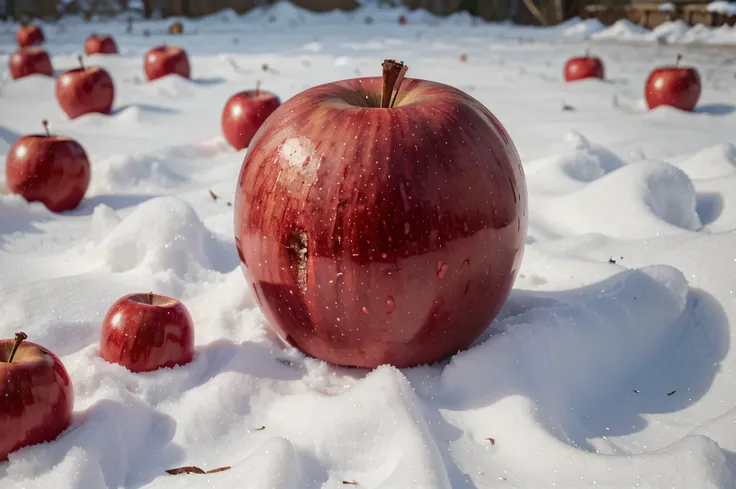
[
  {"left": 362, "top": 306, "right": 368, "bottom": 313},
  {"left": 386, "top": 296, "right": 395, "bottom": 314},
  {"left": 437, "top": 261, "right": 448, "bottom": 279}
]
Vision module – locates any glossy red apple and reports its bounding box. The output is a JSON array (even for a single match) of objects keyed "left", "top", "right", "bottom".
[
  {"left": 144, "top": 45, "right": 190, "bottom": 81},
  {"left": 234, "top": 59, "right": 528, "bottom": 369},
  {"left": 564, "top": 50, "right": 604, "bottom": 82},
  {"left": 84, "top": 34, "right": 118, "bottom": 55},
  {"left": 16, "top": 25, "right": 44, "bottom": 47},
  {"left": 6, "top": 120, "right": 91, "bottom": 213},
  {"left": 0, "top": 332, "right": 74, "bottom": 461},
  {"left": 99, "top": 293, "right": 195, "bottom": 373},
  {"left": 221, "top": 82, "right": 281, "bottom": 151},
  {"left": 9, "top": 47, "right": 53, "bottom": 80},
  {"left": 55, "top": 55, "right": 114, "bottom": 119},
  {"left": 645, "top": 54, "right": 701, "bottom": 112}
]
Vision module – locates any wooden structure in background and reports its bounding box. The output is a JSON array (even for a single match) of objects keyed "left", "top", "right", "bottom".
[
  {"left": 10, "top": 0, "right": 729, "bottom": 28},
  {"left": 580, "top": 1, "right": 736, "bottom": 29}
]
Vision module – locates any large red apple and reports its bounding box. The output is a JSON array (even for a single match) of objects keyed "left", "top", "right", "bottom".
[
  {"left": 234, "top": 59, "right": 528, "bottom": 369},
  {"left": 55, "top": 55, "right": 114, "bottom": 119},
  {"left": 84, "top": 34, "right": 118, "bottom": 55},
  {"left": 9, "top": 47, "right": 53, "bottom": 80},
  {"left": 645, "top": 54, "right": 701, "bottom": 112},
  {"left": 144, "top": 45, "right": 190, "bottom": 81},
  {"left": 564, "top": 50, "right": 604, "bottom": 82},
  {"left": 16, "top": 25, "right": 44, "bottom": 48},
  {"left": 6, "top": 120, "right": 91, "bottom": 213},
  {"left": 99, "top": 293, "right": 195, "bottom": 373},
  {"left": 221, "top": 82, "right": 281, "bottom": 150},
  {"left": 0, "top": 332, "right": 74, "bottom": 461}
]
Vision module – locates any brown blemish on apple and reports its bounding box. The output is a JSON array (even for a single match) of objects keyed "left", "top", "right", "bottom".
[{"left": 288, "top": 229, "right": 309, "bottom": 293}]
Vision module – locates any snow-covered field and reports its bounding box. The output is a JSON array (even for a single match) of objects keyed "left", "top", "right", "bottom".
[{"left": 2, "top": 2, "right": 736, "bottom": 488}]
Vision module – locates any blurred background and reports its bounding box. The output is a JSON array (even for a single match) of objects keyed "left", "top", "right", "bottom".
[{"left": 2, "top": 0, "right": 734, "bottom": 33}]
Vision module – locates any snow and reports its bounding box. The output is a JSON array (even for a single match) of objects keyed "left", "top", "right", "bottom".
[
  {"left": 2, "top": 2, "right": 736, "bottom": 488},
  {"left": 707, "top": 1, "right": 736, "bottom": 16}
]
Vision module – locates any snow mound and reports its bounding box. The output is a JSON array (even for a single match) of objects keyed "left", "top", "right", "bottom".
[
  {"left": 534, "top": 160, "right": 702, "bottom": 239},
  {"left": 707, "top": 0, "right": 736, "bottom": 15},
  {"left": 677, "top": 143, "right": 736, "bottom": 180},
  {"left": 526, "top": 132, "right": 625, "bottom": 194},
  {"left": 648, "top": 20, "right": 691, "bottom": 43},
  {"left": 560, "top": 18, "right": 607, "bottom": 39},
  {"left": 88, "top": 196, "right": 233, "bottom": 277},
  {"left": 254, "top": 365, "right": 452, "bottom": 488},
  {"left": 592, "top": 19, "right": 650, "bottom": 40},
  {"left": 88, "top": 154, "right": 186, "bottom": 193}
]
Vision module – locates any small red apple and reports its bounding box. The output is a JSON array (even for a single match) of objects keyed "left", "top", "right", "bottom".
[
  {"left": 398, "top": 15, "right": 408, "bottom": 25},
  {"left": 459, "top": 53, "right": 468, "bottom": 63},
  {"left": 55, "top": 55, "right": 115, "bottom": 119},
  {"left": 234, "top": 59, "right": 527, "bottom": 369},
  {"left": 9, "top": 47, "right": 53, "bottom": 80},
  {"left": 0, "top": 332, "right": 74, "bottom": 462},
  {"left": 5, "top": 120, "right": 91, "bottom": 213},
  {"left": 144, "top": 45, "right": 190, "bottom": 81},
  {"left": 99, "top": 293, "right": 195, "bottom": 373},
  {"left": 564, "top": 50, "right": 604, "bottom": 82},
  {"left": 645, "top": 54, "right": 701, "bottom": 112},
  {"left": 16, "top": 24, "right": 44, "bottom": 48},
  {"left": 221, "top": 81, "right": 281, "bottom": 151},
  {"left": 84, "top": 34, "right": 118, "bottom": 55}
]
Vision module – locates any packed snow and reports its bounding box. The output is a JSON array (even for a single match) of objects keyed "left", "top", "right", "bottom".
[{"left": 2, "top": 2, "right": 736, "bottom": 488}]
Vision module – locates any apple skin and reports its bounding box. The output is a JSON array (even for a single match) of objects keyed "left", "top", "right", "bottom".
[
  {"left": 99, "top": 293, "right": 195, "bottom": 373},
  {"left": 564, "top": 56, "right": 604, "bottom": 82},
  {"left": 5, "top": 132, "right": 91, "bottom": 213},
  {"left": 144, "top": 45, "right": 190, "bottom": 81},
  {"left": 234, "top": 76, "right": 528, "bottom": 369},
  {"left": 84, "top": 35, "right": 118, "bottom": 55},
  {"left": 221, "top": 90, "right": 281, "bottom": 150},
  {"left": 645, "top": 65, "right": 701, "bottom": 112},
  {"left": 0, "top": 336, "right": 74, "bottom": 462},
  {"left": 9, "top": 47, "right": 53, "bottom": 80},
  {"left": 55, "top": 65, "right": 115, "bottom": 119},
  {"left": 16, "top": 25, "right": 44, "bottom": 48}
]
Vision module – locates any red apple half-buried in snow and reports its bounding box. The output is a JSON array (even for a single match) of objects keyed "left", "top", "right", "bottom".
[
  {"left": 84, "top": 34, "right": 118, "bottom": 55},
  {"left": 564, "top": 49, "right": 604, "bottom": 82},
  {"left": 0, "top": 332, "right": 74, "bottom": 461},
  {"left": 234, "top": 59, "right": 528, "bottom": 369},
  {"left": 143, "top": 45, "right": 190, "bottom": 81},
  {"left": 55, "top": 55, "right": 115, "bottom": 119},
  {"left": 9, "top": 47, "right": 53, "bottom": 80},
  {"left": 221, "top": 81, "right": 281, "bottom": 150},
  {"left": 16, "top": 24, "right": 44, "bottom": 48},
  {"left": 99, "top": 293, "right": 195, "bottom": 373},
  {"left": 5, "top": 120, "right": 91, "bottom": 213},
  {"left": 645, "top": 54, "right": 701, "bottom": 112}
]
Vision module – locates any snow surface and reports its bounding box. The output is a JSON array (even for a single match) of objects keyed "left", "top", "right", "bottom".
[{"left": 2, "top": 2, "right": 736, "bottom": 488}]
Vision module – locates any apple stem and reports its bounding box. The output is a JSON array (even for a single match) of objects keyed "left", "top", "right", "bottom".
[
  {"left": 42, "top": 119, "right": 50, "bottom": 137},
  {"left": 676, "top": 54, "right": 682, "bottom": 68},
  {"left": 7, "top": 332, "right": 27, "bottom": 363},
  {"left": 380, "top": 59, "right": 408, "bottom": 109},
  {"left": 78, "top": 55, "right": 85, "bottom": 70},
  {"left": 146, "top": 292, "right": 153, "bottom": 305},
  {"left": 256, "top": 80, "right": 261, "bottom": 97},
  {"left": 585, "top": 48, "right": 590, "bottom": 57}
]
